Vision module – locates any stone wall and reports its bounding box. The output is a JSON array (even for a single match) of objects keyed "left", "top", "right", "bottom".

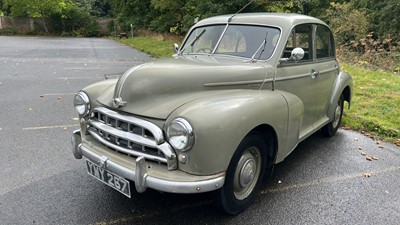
[{"left": 0, "top": 16, "right": 47, "bottom": 32}]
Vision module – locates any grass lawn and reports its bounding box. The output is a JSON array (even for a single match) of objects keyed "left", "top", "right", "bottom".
[
  {"left": 341, "top": 64, "right": 400, "bottom": 143},
  {"left": 112, "top": 35, "right": 400, "bottom": 144},
  {"left": 112, "top": 36, "right": 178, "bottom": 58}
]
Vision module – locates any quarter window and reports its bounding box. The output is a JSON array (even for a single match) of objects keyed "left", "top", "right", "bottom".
[{"left": 316, "top": 26, "right": 334, "bottom": 59}]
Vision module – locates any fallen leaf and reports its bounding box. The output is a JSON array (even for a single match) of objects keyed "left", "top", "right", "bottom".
[
  {"left": 378, "top": 145, "right": 384, "bottom": 149},
  {"left": 358, "top": 147, "right": 363, "bottom": 150},
  {"left": 371, "top": 156, "right": 379, "bottom": 160},
  {"left": 277, "top": 180, "right": 282, "bottom": 184},
  {"left": 364, "top": 132, "right": 372, "bottom": 138},
  {"left": 366, "top": 157, "right": 373, "bottom": 161},
  {"left": 376, "top": 140, "right": 381, "bottom": 145},
  {"left": 39, "top": 95, "right": 44, "bottom": 98},
  {"left": 63, "top": 127, "right": 67, "bottom": 131},
  {"left": 57, "top": 96, "right": 62, "bottom": 100},
  {"left": 360, "top": 151, "right": 367, "bottom": 156},
  {"left": 363, "top": 172, "right": 371, "bottom": 177},
  {"left": 354, "top": 138, "right": 359, "bottom": 141}
]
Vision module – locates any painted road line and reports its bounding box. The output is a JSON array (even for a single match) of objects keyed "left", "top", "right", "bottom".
[{"left": 23, "top": 124, "right": 79, "bottom": 131}]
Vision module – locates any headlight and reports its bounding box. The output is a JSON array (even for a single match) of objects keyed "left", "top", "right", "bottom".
[
  {"left": 167, "top": 118, "right": 194, "bottom": 151},
  {"left": 74, "top": 92, "right": 90, "bottom": 116}
]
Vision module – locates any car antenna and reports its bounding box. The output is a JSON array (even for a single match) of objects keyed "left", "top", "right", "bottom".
[
  {"left": 228, "top": 0, "right": 254, "bottom": 22},
  {"left": 212, "top": 0, "right": 254, "bottom": 55}
]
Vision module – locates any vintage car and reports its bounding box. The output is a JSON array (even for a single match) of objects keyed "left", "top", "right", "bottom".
[{"left": 72, "top": 13, "right": 352, "bottom": 214}]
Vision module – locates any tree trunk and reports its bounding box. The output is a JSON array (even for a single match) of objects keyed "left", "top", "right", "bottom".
[{"left": 42, "top": 17, "right": 49, "bottom": 33}]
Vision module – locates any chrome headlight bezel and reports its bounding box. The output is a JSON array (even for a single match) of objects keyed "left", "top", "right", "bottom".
[
  {"left": 74, "top": 91, "right": 90, "bottom": 116},
  {"left": 166, "top": 118, "right": 195, "bottom": 151}
]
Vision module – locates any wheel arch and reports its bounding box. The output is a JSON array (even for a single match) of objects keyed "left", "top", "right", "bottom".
[
  {"left": 342, "top": 85, "right": 352, "bottom": 109},
  {"left": 328, "top": 71, "right": 353, "bottom": 118},
  {"left": 250, "top": 124, "right": 278, "bottom": 168}
]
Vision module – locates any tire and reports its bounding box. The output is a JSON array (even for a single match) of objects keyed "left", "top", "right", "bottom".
[
  {"left": 214, "top": 132, "right": 268, "bottom": 214},
  {"left": 322, "top": 94, "right": 344, "bottom": 137}
]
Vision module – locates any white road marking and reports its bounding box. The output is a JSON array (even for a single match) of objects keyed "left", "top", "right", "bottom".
[
  {"left": 23, "top": 124, "right": 79, "bottom": 131},
  {"left": 261, "top": 166, "right": 400, "bottom": 194}
]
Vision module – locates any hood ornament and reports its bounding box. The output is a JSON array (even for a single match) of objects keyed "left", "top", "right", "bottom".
[{"left": 112, "top": 97, "right": 127, "bottom": 108}]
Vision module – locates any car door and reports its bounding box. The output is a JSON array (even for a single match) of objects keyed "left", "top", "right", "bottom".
[
  {"left": 275, "top": 24, "right": 318, "bottom": 140},
  {"left": 312, "top": 25, "right": 338, "bottom": 127}
]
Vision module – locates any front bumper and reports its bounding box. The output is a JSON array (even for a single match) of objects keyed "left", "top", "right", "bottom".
[{"left": 72, "top": 130, "right": 225, "bottom": 194}]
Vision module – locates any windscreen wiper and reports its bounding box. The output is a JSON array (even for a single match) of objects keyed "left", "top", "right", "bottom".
[{"left": 250, "top": 32, "right": 268, "bottom": 62}]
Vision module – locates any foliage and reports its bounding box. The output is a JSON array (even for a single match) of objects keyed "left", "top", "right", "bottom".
[
  {"left": 322, "top": 2, "right": 368, "bottom": 44},
  {"left": 2, "top": 0, "right": 105, "bottom": 36},
  {"left": 0, "top": 27, "right": 18, "bottom": 35},
  {"left": 107, "top": 0, "right": 400, "bottom": 41},
  {"left": 341, "top": 64, "right": 400, "bottom": 142},
  {"left": 350, "top": 0, "right": 400, "bottom": 37},
  {"left": 112, "top": 31, "right": 178, "bottom": 58}
]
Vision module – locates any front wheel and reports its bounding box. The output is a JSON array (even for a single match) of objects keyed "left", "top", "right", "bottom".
[
  {"left": 214, "top": 132, "right": 268, "bottom": 214},
  {"left": 322, "top": 94, "right": 344, "bottom": 137}
]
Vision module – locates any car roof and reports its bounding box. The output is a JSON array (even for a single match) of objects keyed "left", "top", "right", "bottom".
[{"left": 194, "top": 13, "right": 328, "bottom": 29}]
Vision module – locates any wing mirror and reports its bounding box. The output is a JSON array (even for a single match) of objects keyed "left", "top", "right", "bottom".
[
  {"left": 280, "top": 47, "right": 305, "bottom": 63},
  {"left": 290, "top": 48, "right": 305, "bottom": 61},
  {"left": 173, "top": 43, "right": 179, "bottom": 54}
]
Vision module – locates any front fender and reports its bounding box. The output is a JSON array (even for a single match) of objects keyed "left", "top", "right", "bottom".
[{"left": 165, "top": 89, "right": 290, "bottom": 175}]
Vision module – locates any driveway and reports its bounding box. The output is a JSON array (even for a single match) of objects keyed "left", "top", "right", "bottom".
[{"left": 0, "top": 36, "right": 399, "bottom": 225}]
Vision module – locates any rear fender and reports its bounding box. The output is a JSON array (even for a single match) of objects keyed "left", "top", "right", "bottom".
[{"left": 327, "top": 71, "right": 353, "bottom": 120}]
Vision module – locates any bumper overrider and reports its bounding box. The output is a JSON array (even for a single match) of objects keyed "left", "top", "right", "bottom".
[{"left": 72, "top": 130, "right": 225, "bottom": 194}]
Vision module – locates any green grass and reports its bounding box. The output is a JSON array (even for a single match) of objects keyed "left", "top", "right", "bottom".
[
  {"left": 112, "top": 36, "right": 177, "bottom": 58},
  {"left": 341, "top": 64, "right": 400, "bottom": 142},
  {"left": 112, "top": 35, "right": 400, "bottom": 143}
]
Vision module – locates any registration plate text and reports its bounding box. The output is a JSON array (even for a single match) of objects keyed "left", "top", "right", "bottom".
[{"left": 86, "top": 160, "right": 131, "bottom": 198}]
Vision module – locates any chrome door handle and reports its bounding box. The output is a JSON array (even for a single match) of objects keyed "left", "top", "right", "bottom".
[{"left": 311, "top": 70, "right": 319, "bottom": 79}]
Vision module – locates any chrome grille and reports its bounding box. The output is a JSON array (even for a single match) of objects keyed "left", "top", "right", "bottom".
[{"left": 87, "top": 107, "right": 176, "bottom": 168}]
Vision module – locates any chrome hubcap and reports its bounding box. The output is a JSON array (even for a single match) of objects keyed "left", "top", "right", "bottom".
[
  {"left": 233, "top": 147, "right": 261, "bottom": 200},
  {"left": 332, "top": 104, "right": 342, "bottom": 128},
  {"left": 239, "top": 159, "right": 256, "bottom": 188}
]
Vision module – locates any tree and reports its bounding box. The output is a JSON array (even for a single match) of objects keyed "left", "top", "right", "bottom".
[
  {"left": 4, "top": 0, "right": 76, "bottom": 33},
  {"left": 350, "top": 0, "right": 400, "bottom": 37},
  {"left": 322, "top": 2, "right": 368, "bottom": 44}
]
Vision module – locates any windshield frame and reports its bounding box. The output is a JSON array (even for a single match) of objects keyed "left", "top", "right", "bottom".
[{"left": 180, "top": 23, "right": 282, "bottom": 61}]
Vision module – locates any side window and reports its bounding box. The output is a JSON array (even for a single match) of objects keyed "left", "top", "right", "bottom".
[
  {"left": 316, "top": 25, "right": 334, "bottom": 59},
  {"left": 283, "top": 24, "right": 313, "bottom": 61}
]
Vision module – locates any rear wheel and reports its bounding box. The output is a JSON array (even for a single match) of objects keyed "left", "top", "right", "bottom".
[
  {"left": 322, "top": 94, "right": 344, "bottom": 137},
  {"left": 214, "top": 132, "right": 268, "bottom": 214}
]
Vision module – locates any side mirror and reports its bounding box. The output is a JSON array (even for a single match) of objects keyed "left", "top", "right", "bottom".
[
  {"left": 279, "top": 47, "right": 305, "bottom": 63},
  {"left": 173, "top": 43, "right": 179, "bottom": 54},
  {"left": 291, "top": 47, "right": 305, "bottom": 61}
]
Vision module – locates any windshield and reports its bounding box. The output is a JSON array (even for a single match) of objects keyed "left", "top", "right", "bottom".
[{"left": 181, "top": 24, "right": 281, "bottom": 60}]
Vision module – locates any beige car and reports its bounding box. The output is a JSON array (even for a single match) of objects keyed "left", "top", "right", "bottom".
[{"left": 72, "top": 13, "right": 352, "bottom": 214}]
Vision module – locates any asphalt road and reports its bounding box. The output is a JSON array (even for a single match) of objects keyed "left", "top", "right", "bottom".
[{"left": 0, "top": 36, "right": 399, "bottom": 225}]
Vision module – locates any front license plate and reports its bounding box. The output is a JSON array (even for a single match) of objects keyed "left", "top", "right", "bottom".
[{"left": 86, "top": 160, "right": 131, "bottom": 198}]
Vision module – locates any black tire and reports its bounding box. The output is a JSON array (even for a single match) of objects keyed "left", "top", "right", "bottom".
[
  {"left": 214, "top": 132, "right": 268, "bottom": 214},
  {"left": 322, "top": 94, "right": 344, "bottom": 137}
]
